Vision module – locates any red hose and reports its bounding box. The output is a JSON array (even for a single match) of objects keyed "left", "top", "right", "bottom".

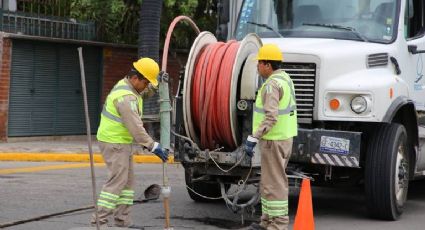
[
  {"left": 191, "top": 40, "right": 240, "bottom": 150},
  {"left": 162, "top": 16, "right": 200, "bottom": 71}
]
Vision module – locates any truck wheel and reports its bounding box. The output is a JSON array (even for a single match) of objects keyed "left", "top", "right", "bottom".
[
  {"left": 185, "top": 170, "right": 224, "bottom": 202},
  {"left": 365, "top": 123, "right": 410, "bottom": 220}
]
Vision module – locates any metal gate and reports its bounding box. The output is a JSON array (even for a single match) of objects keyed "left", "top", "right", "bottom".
[{"left": 8, "top": 40, "right": 101, "bottom": 137}]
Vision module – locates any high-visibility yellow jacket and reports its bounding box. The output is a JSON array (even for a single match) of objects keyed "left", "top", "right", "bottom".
[
  {"left": 252, "top": 71, "right": 297, "bottom": 140},
  {"left": 97, "top": 79, "right": 143, "bottom": 143}
]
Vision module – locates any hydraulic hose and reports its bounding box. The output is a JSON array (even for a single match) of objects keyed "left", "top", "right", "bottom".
[
  {"left": 191, "top": 40, "right": 240, "bottom": 150},
  {"left": 0, "top": 198, "right": 154, "bottom": 229},
  {"left": 161, "top": 16, "right": 200, "bottom": 230}
]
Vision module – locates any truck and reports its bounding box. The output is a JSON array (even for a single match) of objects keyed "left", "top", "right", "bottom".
[{"left": 172, "top": 0, "right": 425, "bottom": 220}]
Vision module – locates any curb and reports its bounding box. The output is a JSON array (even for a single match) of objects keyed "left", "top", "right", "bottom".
[{"left": 0, "top": 153, "right": 174, "bottom": 164}]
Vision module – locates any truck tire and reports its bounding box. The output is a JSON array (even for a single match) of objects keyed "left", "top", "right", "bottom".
[
  {"left": 185, "top": 171, "right": 225, "bottom": 202},
  {"left": 365, "top": 123, "right": 410, "bottom": 220}
]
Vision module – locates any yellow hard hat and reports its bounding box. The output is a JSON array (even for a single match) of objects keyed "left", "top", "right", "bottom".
[
  {"left": 133, "top": 57, "right": 160, "bottom": 87},
  {"left": 255, "top": 44, "right": 283, "bottom": 61}
]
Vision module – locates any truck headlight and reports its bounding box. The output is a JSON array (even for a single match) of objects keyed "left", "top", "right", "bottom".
[{"left": 350, "top": 96, "right": 368, "bottom": 114}]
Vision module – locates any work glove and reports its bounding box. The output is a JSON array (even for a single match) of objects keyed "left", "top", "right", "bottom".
[
  {"left": 147, "top": 82, "right": 158, "bottom": 91},
  {"left": 244, "top": 135, "right": 258, "bottom": 158},
  {"left": 151, "top": 142, "right": 168, "bottom": 162},
  {"left": 157, "top": 71, "right": 169, "bottom": 83}
]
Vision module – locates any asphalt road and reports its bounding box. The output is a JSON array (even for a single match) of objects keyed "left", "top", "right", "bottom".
[{"left": 1, "top": 162, "right": 425, "bottom": 230}]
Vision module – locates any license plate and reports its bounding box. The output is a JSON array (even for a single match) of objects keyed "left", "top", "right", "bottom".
[{"left": 319, "top": 136, "right": 350, "bottom": 155}]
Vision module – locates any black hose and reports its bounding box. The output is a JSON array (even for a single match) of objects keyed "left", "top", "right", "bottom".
[{"left": 0, "top": 198, "right": 155, "bottom": 229}]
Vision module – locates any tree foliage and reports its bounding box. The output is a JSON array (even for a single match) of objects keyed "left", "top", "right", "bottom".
[
  {"left": 15, "top": 0, "right": 216, "bottom": 45},
  {"left": 161, "top": 0, "right": 217, "bottom": 49},
  {"left": 69, "top": 0, "right": 218, "bottom": 46},
  {"left": 70, "top": 0, "right": 139, "bottom": 44}
]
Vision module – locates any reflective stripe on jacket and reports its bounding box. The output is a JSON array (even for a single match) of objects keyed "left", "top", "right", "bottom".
[
  {"left": 97, "top": 79, "right": 143, "bottom": 143},
  {"left": 252, "top": 71, "right": 297, "bottom": 140}
]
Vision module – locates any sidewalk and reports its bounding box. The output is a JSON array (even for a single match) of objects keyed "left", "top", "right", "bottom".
[{"left": 0, "top": 136, "right": 173, "bottom": 163}]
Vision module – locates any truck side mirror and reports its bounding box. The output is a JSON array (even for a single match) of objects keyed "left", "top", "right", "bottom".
[{"left": 408, "top": 45, "right": 425, "bottom": 54}]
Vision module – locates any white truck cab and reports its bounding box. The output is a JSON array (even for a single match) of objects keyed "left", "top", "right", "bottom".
[{"left": 175, "top": 0, "right": 425, "bottom": 221}]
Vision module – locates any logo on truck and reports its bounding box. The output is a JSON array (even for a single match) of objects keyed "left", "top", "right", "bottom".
[{"left": 414, "top": 54, "right": 424, "bottom": 90}]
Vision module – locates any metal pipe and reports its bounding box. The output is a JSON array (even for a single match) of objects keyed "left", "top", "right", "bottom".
[
  {"left": 77, "top": 47, "right": 100, "bottom": 230},
  {"left": 159, "top": 58, "right": 173, "bottom": 230}
]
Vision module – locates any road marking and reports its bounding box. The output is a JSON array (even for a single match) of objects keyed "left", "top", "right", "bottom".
[
  {"left": 0, "top": 153, "right": 174, "bottom": 163},
  {"left": 0, "top": 163, "right": 105, "bottom": 175}
]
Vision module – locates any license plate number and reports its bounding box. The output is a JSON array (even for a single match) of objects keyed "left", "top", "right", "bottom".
[{"left": 320, "top": 136, "right": 350, "bottom": 155}]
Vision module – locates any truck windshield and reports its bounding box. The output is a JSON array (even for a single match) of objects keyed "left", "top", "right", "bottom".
[{"left": 235, "top": 0, "right": 398, "bottom": 43}]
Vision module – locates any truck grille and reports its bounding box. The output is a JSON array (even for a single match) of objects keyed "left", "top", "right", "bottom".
[{"left": 282, "top": 63, "right": 316, "bottom": 123}]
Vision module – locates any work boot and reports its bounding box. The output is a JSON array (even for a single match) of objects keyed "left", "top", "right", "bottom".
[
  {"left": 90, "top": 222, "right": 110, "bottom": 229},
  {"left": 247, "top": 222, "right": 266, "bottom": 230}
]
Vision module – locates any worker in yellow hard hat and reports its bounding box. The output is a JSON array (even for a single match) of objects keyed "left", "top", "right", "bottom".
[
  {"left": 91, "top": 57, "right": 168, "bottom": 228},
  {"left": 245, "top": 44, "right": 298, "bottom": 230}
]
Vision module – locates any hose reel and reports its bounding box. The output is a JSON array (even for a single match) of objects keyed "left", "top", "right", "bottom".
[{"left": 183, "top": 32, "right": 262, "bottom": 150}]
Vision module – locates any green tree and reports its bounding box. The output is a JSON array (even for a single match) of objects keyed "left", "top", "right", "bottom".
[
  {"left": 69, "top": 0, "right": 217, "bottom": 45},
  {"left": 161, "top": 0, "right": 217, "bottom": 48},
  {"left": 70, "top": 0, "right": 138, "bottom": 43},
  {"left": 17, "top": 0, "right": 218, "bottom": 45}
]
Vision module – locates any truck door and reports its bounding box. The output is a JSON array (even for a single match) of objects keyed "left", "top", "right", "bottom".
[
  {"left": 405, "top": 0, "right": 425, "bottom": 170},
  {"left": 405, "top": 0, "right": 425, "bottom": 110}
]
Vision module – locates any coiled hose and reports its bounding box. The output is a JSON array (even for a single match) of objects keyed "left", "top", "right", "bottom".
[{"left": 191, "top": 40, "right": 240, "bottom": 150}]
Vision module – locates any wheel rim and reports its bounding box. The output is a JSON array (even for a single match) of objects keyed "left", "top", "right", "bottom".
[{"left": 395, "top": 143, "right": 409, "bottom": 206}]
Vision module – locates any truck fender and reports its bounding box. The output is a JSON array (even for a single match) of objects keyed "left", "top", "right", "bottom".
[
  {"left": 382, "top": 96, "right": 419, "bottom": 175},
  {"left": 383, "top": 95, "right": 417, "bottom": 122}
]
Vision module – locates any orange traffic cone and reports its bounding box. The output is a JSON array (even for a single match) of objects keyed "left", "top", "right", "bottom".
[{"left": 293, "top": 178, "right": 315, "bottom": 230}]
